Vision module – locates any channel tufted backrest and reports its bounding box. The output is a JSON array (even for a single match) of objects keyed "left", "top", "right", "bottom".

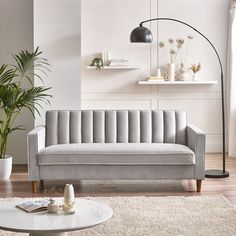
[{"left": 45, "top": 110, "right": 187, "bottom": 146}]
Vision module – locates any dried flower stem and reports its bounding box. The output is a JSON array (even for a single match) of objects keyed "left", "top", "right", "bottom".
[
  {"left": 174, "top": 47, "right": 180, "bottom": 62},
  {"left": 184, "top": 35, "right": 194, "bottom": 63},
  {"left": 184, "top": 40, "right": 190, "bottom": 63}
]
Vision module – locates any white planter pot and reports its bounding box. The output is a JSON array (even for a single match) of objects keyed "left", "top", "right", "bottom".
[
  {"left": 0, "top": 156, "right": 12, "bottom": 180},
  {"left": 167, "top": 63, "right": 176, "bottom": 81}
]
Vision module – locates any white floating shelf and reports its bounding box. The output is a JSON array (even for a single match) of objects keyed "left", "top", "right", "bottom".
[
  {"left": 138, "top": 80, "right": 218, "bottom": 85},
  {"left": 87, "top": 66, "right": 140, "bottom": 70}
]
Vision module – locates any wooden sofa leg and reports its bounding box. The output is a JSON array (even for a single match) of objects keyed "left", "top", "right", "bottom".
[
  {"left": 32, "top": 181, "right": 38, "bottom": 193},
  {"left": 40, "top": 180, "right": 44, "bottom": 191},
  {"left": 196, "top": 180, "right": 202, "bottom": 192}
]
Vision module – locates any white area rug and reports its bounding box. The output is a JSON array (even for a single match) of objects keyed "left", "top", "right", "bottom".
[{"left": 0, "top": 196, "right": 236, "bottom": 236}]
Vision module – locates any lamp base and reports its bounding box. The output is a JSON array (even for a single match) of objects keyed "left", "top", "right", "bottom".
[{"left": 205, "top": 169, "right": 229, "bottom": 178}]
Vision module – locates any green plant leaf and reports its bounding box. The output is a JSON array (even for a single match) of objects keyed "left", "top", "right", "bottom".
[
  {"left": 0, "top": 65, "right": 16, "bottom": 84},
  {"left": 0, "top": 47, "right": 51, "bottom": 158},
  {"left": 9, "top": 125, "right": 26, "bottom": 133}
]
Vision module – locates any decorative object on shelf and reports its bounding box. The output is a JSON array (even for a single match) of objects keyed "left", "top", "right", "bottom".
[
  {"left": 47, "top": 199, "right": 59, "bottom": 213},
  {"left": 191, "top": 63, "right": 201, "bottom": 81},
  {"left": 90, "top": 57, "right": 103, "bottom": 70},
  {"left": 176, "top": 63, "right": 191, "bottom": 81},
  {"left": 147, "top": 68, "right": 164, "bottom": 81},
  {"left": 109, "top": 59, "right": 129, "bottom": 67},
  {"left": 130, "top": 17, "right": 228, "bottom": 178},
  {"left": 0, "top": 47, "right": 51, "bottom": 180},
  {"left": 63, "top": 184, "right": 75, "bottom": 215},
  {"left": 102, "top": 52, "right": 110, "bottom": 66},
  {"left": 159, "top": 37, "right": 192, "bottom": 81},
  {"left": 163, "top": 71, "right": 168, "bottom": 81},
  {"left": 89, "top": 57, "right": 132, "bottom": 69},
  {"left": 88, "top": 53, "right": 138, "bottom": 70},
  {"left": 157, "top": 67, "right": 162, "bottom": 77},
  {"left": 147, "top": 76, "right": 164, "bottom": 81},
  {"left": 167, "top": 63, "right": 176, "bottom": 81},
  {"left": 159, "top": 36, "right": 194, "bottom": 81}
]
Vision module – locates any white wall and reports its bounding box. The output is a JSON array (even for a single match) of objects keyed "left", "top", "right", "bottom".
[
  {"left": 34, "top": 0, "right": 81, "bottom": 126},
  {"left": 0, "top": 0, "right": 33, "bottom": 164},
  {"left": 0, "top": 0, "right": 81, "bottom": 164},
  {"left": 81, "top": 0, "right": 230, "bottom": 152}
]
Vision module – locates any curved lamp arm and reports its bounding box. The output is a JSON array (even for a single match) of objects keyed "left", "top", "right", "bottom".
[{"left": 133, "top": 17, "right": 226, "bottom": 173}]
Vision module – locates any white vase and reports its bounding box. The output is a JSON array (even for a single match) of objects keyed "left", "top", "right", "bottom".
[
  {"left": 167, "top": 63, "right": 175, "bottom": 81},
  {"left": 157, "top": 67, "right": 162, "bottom": 77},
  {"left": 177, "top": 63, "right": 190, "bottom": 81},
  {"left": 63, "top": 184, "right": 75, "bottom": 214},
  {"left": 102, "top": 52, "right": 110, "bottom": 66},
  {"left": 192, "top": 73, "right": 198, "bottom": 81},
  {"left": 64, "top": 184, "right": 75, "bottom": 203},
  {"left": 0, "top": 156, "right": 12, "bottom": 180}
]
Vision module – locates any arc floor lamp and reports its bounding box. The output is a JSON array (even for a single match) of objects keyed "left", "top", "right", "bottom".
[{"left": 130, "top": 17, "right": 229, "bottom": 178}]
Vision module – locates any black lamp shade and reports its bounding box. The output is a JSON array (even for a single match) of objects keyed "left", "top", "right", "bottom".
[{"left": 130, "top": 26, "right": 153, "bottom": 43}]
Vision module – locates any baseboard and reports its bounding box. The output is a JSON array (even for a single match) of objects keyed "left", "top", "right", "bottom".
[
  {"left": 228, "top": 152, "right": 236, "bottom": 158},
  {"left": 206, "top": 141, "right": 228, "bottom": 153}
]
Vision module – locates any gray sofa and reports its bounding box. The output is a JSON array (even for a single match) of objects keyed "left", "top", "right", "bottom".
[{"left": 27, "top": 110, "right": 205, "bottom": 193}]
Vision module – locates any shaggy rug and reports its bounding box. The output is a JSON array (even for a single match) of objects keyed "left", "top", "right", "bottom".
[{"left": 0, "top": 196, "right": 236, "bottom": 236}]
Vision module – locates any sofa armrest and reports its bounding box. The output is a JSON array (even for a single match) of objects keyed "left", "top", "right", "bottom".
[
  {"left": 187, "top": 125, "right": 206, "bottom": 179},
  {"left": 27, "top": 126, "right": 45, "bottom": 181}
]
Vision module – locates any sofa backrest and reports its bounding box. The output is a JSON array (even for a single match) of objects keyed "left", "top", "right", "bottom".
[{"left": 45, "top": 110, "right": 187, "bottom": 146}]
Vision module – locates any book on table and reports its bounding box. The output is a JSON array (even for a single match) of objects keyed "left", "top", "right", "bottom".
[
  {"left": 16, "top": 200, "right": 49, "bottom": 213},
  {"left": 147, "top": 76, "right": 164, "bottom": 81}
]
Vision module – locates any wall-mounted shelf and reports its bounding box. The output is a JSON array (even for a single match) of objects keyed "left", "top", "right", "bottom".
[
  {"left": 138, "top": 80, "right": 218, "bottom": 85},
  {"left": 87, "top": 66, "right": 140, "bottom": 70}
]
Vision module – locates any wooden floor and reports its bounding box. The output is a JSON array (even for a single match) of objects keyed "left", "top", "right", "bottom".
[{"left": 1, "top": 154, "right": 236, "bottom": 204}]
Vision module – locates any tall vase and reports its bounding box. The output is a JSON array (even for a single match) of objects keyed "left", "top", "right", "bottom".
[
  {"left": 167, "top": 63, "right": 175, "bottom": 81},
  {"left": 63, "top": 184, "right": 75, "bottom": 214}
]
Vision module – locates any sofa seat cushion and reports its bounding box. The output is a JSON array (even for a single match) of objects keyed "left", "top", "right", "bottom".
[{"left": 37, "top": 143, "right": 195, "bottom": 166}]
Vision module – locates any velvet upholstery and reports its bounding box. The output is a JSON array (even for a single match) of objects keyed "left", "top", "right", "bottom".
[
  {"left": 38, "top": 143, "right": 195, "bottom": 165},
  {"left": 45, "top": 110, "right": 187, "bottom": 146},
  {"left": 27, "top": 110, "right": 205, "bottom": 182}
]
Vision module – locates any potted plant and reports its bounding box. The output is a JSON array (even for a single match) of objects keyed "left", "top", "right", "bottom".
[
  {"left": 0, "top": 47, "right": 51, "bottom": 180},
  {"left": 191, "top": 63, "right": 201, "bottom": 81}
]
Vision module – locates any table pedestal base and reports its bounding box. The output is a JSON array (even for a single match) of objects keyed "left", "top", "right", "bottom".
[{"left": 30, "top": 232, "right": 67, "bottom": 236}]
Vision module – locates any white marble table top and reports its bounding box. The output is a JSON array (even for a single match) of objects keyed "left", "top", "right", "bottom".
[{"left": 0, "top": 198, "right": 113, "bottom": 234}]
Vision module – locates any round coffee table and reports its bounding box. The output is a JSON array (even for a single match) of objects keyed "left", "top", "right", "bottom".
[{"left": 0, "top": 198, "right": 113, "bottom": 236}]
